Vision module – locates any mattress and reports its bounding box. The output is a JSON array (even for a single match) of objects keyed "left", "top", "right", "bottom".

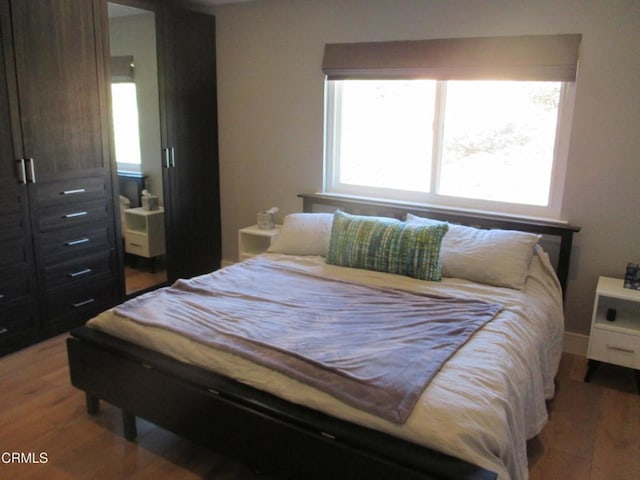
[{"left": 87, "top": 247, "right": 564, "bottom": 480}]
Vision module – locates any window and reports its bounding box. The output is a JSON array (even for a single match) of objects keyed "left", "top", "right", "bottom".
[
  {"left": 325, "top": 78, "right": 574, "bottom": 217},
  {"left": 111, "top": 82, "right": 142, "bottom": 168},
  {"left": 322, "top": 35, "right": 580, "bottom": 219}
]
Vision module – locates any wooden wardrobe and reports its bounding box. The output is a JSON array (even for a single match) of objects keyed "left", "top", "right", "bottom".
[
  {"left": 155, "top": 2, "right": 221, "bottom": 282},
  {"left": 0, "top": 0, "right": 118, "bottom": 356},
  {"left": 0, "top": 0, "right": 221, "bottom": 356}
]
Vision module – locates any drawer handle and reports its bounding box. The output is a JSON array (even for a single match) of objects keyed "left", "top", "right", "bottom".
[
  {"left": 68, "top": 268, "right": 92, "bottom": 278},
  {"left": 0, "top": 327, "right": 8, "bottom": 335},
  {"left": 66, "top": 238, "right": 90, "bottom": 247},
  {"left": 63, "top": 211, "right": 88, "bottom": 219},
  {"left": 606, "top": 345, "right": 635, "bottom": 354},
  {"left": 61, "top": 188, "right": 86, "bottom": 195},
  {"left": 129, "top": 243, "right": 143, "bottom": 247},
  {"left": 73, "top": 298, "right": 95, "bottom": 308}
]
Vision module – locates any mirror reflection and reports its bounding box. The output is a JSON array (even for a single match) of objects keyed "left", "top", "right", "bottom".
[{"left": 108, "top": 2, "right": 167, "bottom": 295}]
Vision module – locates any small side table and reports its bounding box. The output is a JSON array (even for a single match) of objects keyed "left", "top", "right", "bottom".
[
  {"left": 238, "top": 224, "right": 280, "bottom": 262},
  {"left": 124, "top": 207, "right": 166, "bottom": 272},
  {"left": 584, "top": 276, "right": 640, "bottom": 390}
]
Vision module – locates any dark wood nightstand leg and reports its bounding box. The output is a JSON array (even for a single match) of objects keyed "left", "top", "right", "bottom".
[
  {"left": 584, "top": 359, "right": 601, "bottom": 382},
  {"left": 86, "top": 393, "right": 100, "bottom": 415},
  {"left": 123, "top": 411, "right": 137, "bottom": 441}
]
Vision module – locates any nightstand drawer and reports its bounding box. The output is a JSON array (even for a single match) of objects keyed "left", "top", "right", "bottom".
[
  {"left": 125, "top": 231, "right": 150, "bottom": 257},
  {"left": 588, "top": 328, "right": 640, "bottom": 369}
]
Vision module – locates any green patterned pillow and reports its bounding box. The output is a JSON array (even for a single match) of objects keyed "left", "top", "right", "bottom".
[{"left": 326, "top": 211, "right": 448, "bottom": 281}]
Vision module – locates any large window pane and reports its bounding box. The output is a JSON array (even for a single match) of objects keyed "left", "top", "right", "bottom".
[
  {"left": 324, "top": 78, "right": 569, "bottom": 218},
  {"left": 338, "top": 80, "right": 435, "bottom": 192},
  {"left": 439, "top": 81, "right": 560, "bottom": 206},
  {"left": 111, "top": 83, "right": 142, "bottom": 165}
]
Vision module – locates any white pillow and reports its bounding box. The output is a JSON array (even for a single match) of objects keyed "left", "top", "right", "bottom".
[
  {"left": 406, "top": 213, "right": 540, "bottom": 289},
  {"left": 267, "top": 213, "right": 334, "bottom": 256}
]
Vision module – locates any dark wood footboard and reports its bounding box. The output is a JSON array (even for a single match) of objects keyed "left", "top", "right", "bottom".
[{"left": 67, "top": 326, "right": 496, "bottom": 480}]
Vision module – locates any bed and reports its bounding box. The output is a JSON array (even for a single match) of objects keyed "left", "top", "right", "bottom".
[{"left": 67, "top": 193, "right": 581, "bottom": 480}]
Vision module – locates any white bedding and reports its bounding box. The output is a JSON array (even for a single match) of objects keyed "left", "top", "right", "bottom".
[{"left": 88, "top": 247, "right": 564, "bottom": 480}]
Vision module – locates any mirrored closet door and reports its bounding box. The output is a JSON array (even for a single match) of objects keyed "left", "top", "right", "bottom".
[
  {"left": 108, "top": 1, "right": 167, "bottom": 295},
  {"left": 107, "top": 0, "right": 221, "bottom": 297}
]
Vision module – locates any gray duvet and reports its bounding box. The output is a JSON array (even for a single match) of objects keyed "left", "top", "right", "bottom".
[{"left": 114, "top": 256, "right": 502, "bottom": 423}]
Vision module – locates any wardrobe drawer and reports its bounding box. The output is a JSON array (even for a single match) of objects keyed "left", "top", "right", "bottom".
[
  {"left": 0, "top": 269, "right": 34, "bottom": 306},
  {"left": 0, "top": 184, "right": 29, "bottom": 241},
  {"left": 37, "top": 199, "right": 110, "bottom": 232},
  {"left": 0, "top": 301, "right": 39, "bottom": 347},
  {"left": 44, "top": 252, "right": 113, "bottom": 290},
  {"left": 0, "top": 209, "right": 28, "bottom": 242},
  {"left": 45, "top": 279, "right": 114, "bottom": 323},
  {"left": 35, "top": 176, "right": 108, "bottom": 207},
  {"left": 0, "top": 237, "right": 31, "bottom": 268},
  {"left": 40, "top": 225, "right": 112, "bottom": 262}
]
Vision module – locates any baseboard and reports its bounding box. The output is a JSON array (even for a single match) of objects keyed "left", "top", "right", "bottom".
[
  {"left": 563, "top": 331, "right": 588, "bottom": 356},
  {"left": 221, "top": 259, "right": 235, "bottom": 268}
]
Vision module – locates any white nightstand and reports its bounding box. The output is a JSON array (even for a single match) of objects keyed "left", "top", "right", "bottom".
[
  {"left": 124, "top": 207, "right": 166, "bottom": 260},
  {"left": 585, "top": 276, "right": 640, "bottom": 386},
  {"left": 238, "top": 224, "right": 280, "bottom": 262}
]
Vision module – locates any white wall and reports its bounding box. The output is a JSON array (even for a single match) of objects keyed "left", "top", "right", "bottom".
[{"left": 212, "top": 0, "right": 640, "bottom": 336}]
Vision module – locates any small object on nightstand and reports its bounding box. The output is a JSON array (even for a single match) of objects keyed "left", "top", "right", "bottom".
[
  {"left": 257, "top": 206, "right": 279, "bottom": 230},
  {"left": 141, "top": 189, "right": 159, "bottom": 211},
  {"left": 624, "top": 262, "right": 640, "bottom": 290},
  {"left": 606, "top": 308, "right": 616, "bottom": 322}
]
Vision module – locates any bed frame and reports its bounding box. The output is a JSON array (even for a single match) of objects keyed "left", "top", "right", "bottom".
[{"left": 67, "top": 193, "right": 580, "bottom": 480}]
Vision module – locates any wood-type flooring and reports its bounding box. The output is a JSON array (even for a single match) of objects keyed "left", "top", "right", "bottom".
[{"left": 1, "top": 335, "right": 638, "bottom": 479}]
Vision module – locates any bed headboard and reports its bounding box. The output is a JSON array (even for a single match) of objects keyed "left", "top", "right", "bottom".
[{"left": 299, "top": 193, "right": 580, "bottom": 300}]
